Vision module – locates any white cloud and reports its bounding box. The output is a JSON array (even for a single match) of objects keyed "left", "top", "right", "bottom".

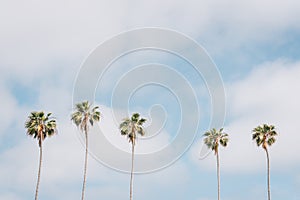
[
  {"left": 1, "top": 0, "right": 300, "bottom": 84},
  {"left": 137, "top": 160, "right": 190, "bottom": 187},
  {"left": 0, "top": 123, "right": 190, "bottom": 199},
  {"left": 0, "top": 193, "right": 22, "bottom": 200},
  {"left": 191, "top": 59, "right": 300, "bottom": 172},
  {"left": 1, "top": 1, "right": 300, "bottom": 198},
  {"left": 0, "top": 87, "right": 189, "bottom": 199},
  {"left": 0, "top": 139, "right": 36, "bottom": 192},
  {"left": 0, "top": 83, "right": 18, "bottom": 136},
  {"left": 97, "top": 105, "right": 171, "bottom": 154},
  {"left": 0, "top": 120, "right": 127, "bottom": 199},
  {"left": 0, "top": 0, "right": 128, "bottom": 85}
]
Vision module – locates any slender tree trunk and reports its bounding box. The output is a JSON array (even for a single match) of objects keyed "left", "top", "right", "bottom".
[
  {"left": 216, "top": 150, "right": 220, "bottom": 200},
  {"left": 81, "top": 131, "right": 88, "bottom": 200},
  {"left": 130, "top": 143, "right": 135, "bottom": 200},
  {"left": 265, "top": 148, "right": 271, "bottom": 200},
  {"left": 35, "top": 140, "right": 42, "bottom": 200}
]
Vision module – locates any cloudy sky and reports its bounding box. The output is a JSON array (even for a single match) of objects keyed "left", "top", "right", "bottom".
[{"left": 1, "top": 0, "right": 300, "bottom": 200}]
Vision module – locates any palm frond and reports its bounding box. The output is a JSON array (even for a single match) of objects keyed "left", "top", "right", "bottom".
[
  {"left": 252, "top": 124, "right": 278, "bottom": 148},
  {"left": 267, "top": 137, "right": 276, "bottom": 146},
  {"left": 203, "top": 127, "right": 229, "bottom": 153},
  {"left": 71, "top": 101, "right": 100, "bottom": 132},
  {"left": 25, "top": 111, "right": 57, "bottom": 144},
  {"left": 119, "top": 113, "right": 146, "bottom": 145},
  {"left": 131, "top": 113, "right": 140, "bottom": 122}
]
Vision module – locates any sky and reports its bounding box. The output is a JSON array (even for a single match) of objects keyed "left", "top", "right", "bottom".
[{"left": 1, "top": 0, "right": 300, "bottom": 200}]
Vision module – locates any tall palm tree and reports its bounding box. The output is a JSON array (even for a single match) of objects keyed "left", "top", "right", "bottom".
[
  {"left": 25, "top": 111, "right": 57, "bottom": 200},
  {"left": 71, "top": 101, "right": 100, "bottom": 200},
  {"left": 252, "top": 124, "right": 278, "bottom": 200},
  {"left": 203, "top": 128, "right": 228, "bottom": 200},
  {"left": 119, "top": 113, "right": 146, "bottom": 200}
]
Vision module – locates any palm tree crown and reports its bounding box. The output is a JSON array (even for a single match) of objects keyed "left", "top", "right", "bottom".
[
  {"left": 71, "top": 101, "right": 100, "bottom": 132},
  {"left": 119, "top": 113, "right": 146, "bottom": 146},
  {"left": 252, "top": 124, "right": 277, "bottom": 149},
  {"left": 204, "top": 128, "right": 228, "bottom": 154},
  {"left": 25, "top": 111, "right": 57, "bottom": 146}
]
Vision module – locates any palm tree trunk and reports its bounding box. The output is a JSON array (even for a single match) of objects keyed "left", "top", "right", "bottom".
[
  {"left": 81, "top": 131, "right": 88, "bottom": 200},
  {"left": 130, "top": 143, "right": 135, "bottom": 200},
  {"left": 35, "top": 140, "right": 42, "bottom": 200},
  {"left": 216, "top": 150, "right": 220, "bottom": 200},
  {"left": 265, "top": 148, "right": 271, "bottom": 200}
]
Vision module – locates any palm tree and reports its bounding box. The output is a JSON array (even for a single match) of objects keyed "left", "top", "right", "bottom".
[
  {"left": 71, "top": 101, "right": 100, "bottom": 200},
  {"left": 25, "top": 111, "right": 57, "bottom": 200},
  {"left": 252, "top": 124, "right": 278, "bottom": 200},
  {"left": 119, "top": 113, "right": 146, "bottom": 200},
  {"left": 203, "top": 128, "right": 228, "bottom": 200}
]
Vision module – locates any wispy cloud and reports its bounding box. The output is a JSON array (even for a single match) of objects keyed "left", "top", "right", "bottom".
[
  {"left": 192, "top": 59, "right": 300, "bottom": 172},
  {"left": 1, "top": 1, "right": 300, "bottom": 199}
]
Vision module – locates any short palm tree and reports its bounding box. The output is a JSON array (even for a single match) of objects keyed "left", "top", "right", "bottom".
[
  {"left": 119, "top": 113, "right": 146, "bottom": 200},
  {"left": 203, "top": 128, "right": 228, "bottom": 200},
  {"left": 71, "top": 101, "right": 100, "bottom": 200},
  {"left": 252, "top": 124, "right": 278, "bottom": 200},
  {"left": 25, "top": 111, "right": 57, "bottom": 200}
]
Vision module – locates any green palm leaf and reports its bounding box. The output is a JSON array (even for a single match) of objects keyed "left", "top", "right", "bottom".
[
  {"left": 119, "top": 113, "right": 146, "bottom": 144},
  {"left": 252, "top": 124, "right": 278, "bottom": 149},
  {"left": 25, "top": 111, "right": 57, "bottom": 144},
  {"left": 203, "top": 128, "right": 229, "bottom": 153}
]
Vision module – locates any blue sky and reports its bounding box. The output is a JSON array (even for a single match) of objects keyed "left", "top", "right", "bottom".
[{"left": 1, "top": 1, "right": 300, "bottom": 200}]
